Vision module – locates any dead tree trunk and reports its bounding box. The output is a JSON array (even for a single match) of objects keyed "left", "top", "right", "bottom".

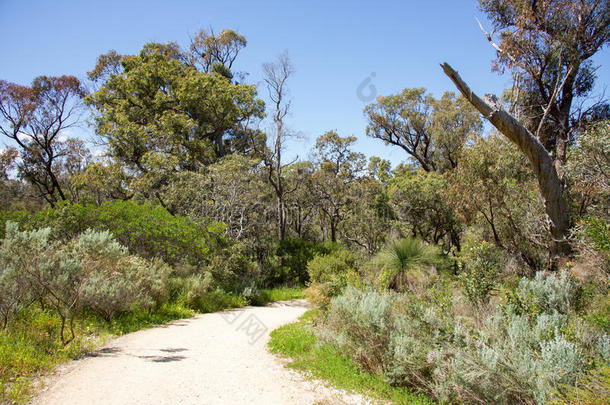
[{"left": 441, "top": 63, "right": 571, "bottom": 263}]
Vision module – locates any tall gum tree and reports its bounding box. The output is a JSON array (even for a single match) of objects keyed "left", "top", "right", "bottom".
[
  {"left": 253, "top": 53, "right": 296, "bottom": 240},
  {"left": 86, "top": 41, "right": 264, "bottom": 208},
  {"left": 441, "top": 0, "right": 609, "bottom": 262}
]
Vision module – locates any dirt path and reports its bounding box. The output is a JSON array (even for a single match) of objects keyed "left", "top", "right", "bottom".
[{"left": 32, "top": 300, "right": 368, "bottom": 405}]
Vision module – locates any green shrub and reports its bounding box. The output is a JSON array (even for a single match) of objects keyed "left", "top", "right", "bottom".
[
  {"left": 304, "top": 282, "right": 339, "bottom": 310},
  {"left": 188, "top": 289, "right": 247, "bottom": 313},
  {"left": 80, "top": 254, "right": 170, "bottom": 321},
  {"left": 458, "top": 240, "right": 504, "bottom": 306},
  {"left": 269, "top": 310, "right": 433, "bottom": 404},
  {"left": 206, "top": 242, "right": 258, "bottom": 291},
  {"left": 0, "top": 250, "right": 29, "bottom": 329},
  {"left": 307, "top": 248, "right": 358, "bottom": 284},
  {"left": 0, "top": 223, "right": 171, "bottom": 342},
  {"left": 0, "top": 210, "right": 29, "bottom": 239},
  {"left": 324, "top": 286, "right": 394, "bottom": 373},
  {"left": 510, "top": 270, "right": 577, "bottom": 316},
  {"left": 183, "top": 272, "right": 214, "bottom": 306},
  {"left": 1, "top": 222, "right": 80, "bottom": 344},
  {"left": 305, "top": 248, "right": 360, "bottom": 309}
]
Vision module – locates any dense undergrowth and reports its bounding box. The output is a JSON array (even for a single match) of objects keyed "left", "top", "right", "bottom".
[
  {"left": 268, "top": 310, "right": 434, "bottom": 404},
  {"left": 285, "top": 238, "right": 610, "bottom": 405}
]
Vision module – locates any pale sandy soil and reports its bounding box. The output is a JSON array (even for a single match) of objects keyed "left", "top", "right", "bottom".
[{"left": 31, "top": 300, "right": 373, "bottom": 405}]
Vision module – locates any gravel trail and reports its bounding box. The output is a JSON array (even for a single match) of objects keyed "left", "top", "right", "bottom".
[{"left": 32, "top": 300, "right": 367, "bottom": 405}]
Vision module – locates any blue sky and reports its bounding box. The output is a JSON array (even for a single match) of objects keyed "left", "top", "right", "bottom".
[{"left": 1, "top": 0, "right": 608, "bottom": 166}]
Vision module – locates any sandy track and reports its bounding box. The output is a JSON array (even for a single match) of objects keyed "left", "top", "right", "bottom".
[{"left": 32, "top": 300, "right": 366, "bottom": 405}]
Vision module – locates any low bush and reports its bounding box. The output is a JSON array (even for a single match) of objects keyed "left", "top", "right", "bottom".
[
  {"left": 304, "top": 282, "right": 339, "bottom": 310},
  {"left": 304, "top": 248, "right": 360, "bottom": 309},
  {"left": 0, "top": 223, "right": 171, "bottom": 343},
  {"left": 307, "top": 248, "right": 358, "bottom": 284},
  {"left": 269, "top": 310, "right": 433, "bottom": 404},
  {"left": 321, "top": 272, "right": 609, "bottom": 404},
  {"left": 186, "top": 289, "right": 247, "bottom": 313}
]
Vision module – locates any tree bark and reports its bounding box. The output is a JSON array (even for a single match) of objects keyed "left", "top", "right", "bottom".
[{"left": 440, "top": 63, "right": 571, "bottom": 261}]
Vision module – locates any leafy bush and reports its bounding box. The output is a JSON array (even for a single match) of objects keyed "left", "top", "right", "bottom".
[
  {"left": 206, "top": 242, "right": 258, "bottom": 291},
  {"left": 269, "top": 310, "right": 434, "bottom": 404},
  {"left": 0, "top": 223, "right": 170, "bottom": 342},
  {"left": 458, "top": 240, "right": 504, "bottom": 306},
  {"left": 80, "top": 255, "right": 170, "bottom": 320},
  {"left": 307, "top": 248, "right": 358, "bottom": 284},
  {"left": 305, "top": 248, "right": 360, "bottom": 309},
  {"left": 510, "top": 270, "right": 577, "bottom": 316},
  {"left": 1, "top": 222, "right": 80, "bottom": 343},
  {"left": 0, "top": 252, "right": 29, "bottom": 329},
  {"left": 324, "top": 286, "right": 394, "bottom": 373},
  {"left": 0, "top": 210, "right": 29, "bottom": 239},
  {"left": 304, "top": 282, "right": 339, "bottom": 310},
  {"left": 187, "top": 289, "right": 247, "bottom": 313}
]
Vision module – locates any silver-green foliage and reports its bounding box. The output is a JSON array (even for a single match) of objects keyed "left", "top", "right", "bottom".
[
  {"left": 0, "top": 222, "right": 170, "bottom": 342},
  {"left": 324, "top": 272, "right": 607, "bottom": 404},
  {"left": 516, "top": 270, "right": 575, "bottom": 315},
  {"left": 324, "top": 286, "right": 393, "bottom": 373}
]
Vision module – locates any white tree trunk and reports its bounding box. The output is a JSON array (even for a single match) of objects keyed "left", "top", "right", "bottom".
[{"left": 441, "top": 63, "right": 571, "bottom": 260}]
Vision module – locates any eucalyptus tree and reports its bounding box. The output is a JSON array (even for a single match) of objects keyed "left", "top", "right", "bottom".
[
  {"left": 388, "top": 169, "right": 460, "bottom": 252},
  {"left": 0, "top": 76, "right": 87, "bottom": 205},
  {"left": 284, "top": 161, "right": 317, "bottom": 239},
  {"left": 478, "top": 0, "right": 609, "bottom": 170},
  {"left": 189, "top": 28, "right": 247, "bottom": 76},
  {"left": 86, "top": 41, "right": 264, "bottom": 207},
  {"left": 441, "top": 0, "right": 609, "bottom": 259},
  {"left": 309, "top": 131, "right": 366, "bottom": 242},
  {"left": 365, "top": 89, "right": 481, "bottom": 173},
  {"left": 251, "top": 53, "right": 296, "bottom": 240}
]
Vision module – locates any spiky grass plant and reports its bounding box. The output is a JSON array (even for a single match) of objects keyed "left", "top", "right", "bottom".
[{"left": 374, "top": 238, "right": 440, "bottom": 292}]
